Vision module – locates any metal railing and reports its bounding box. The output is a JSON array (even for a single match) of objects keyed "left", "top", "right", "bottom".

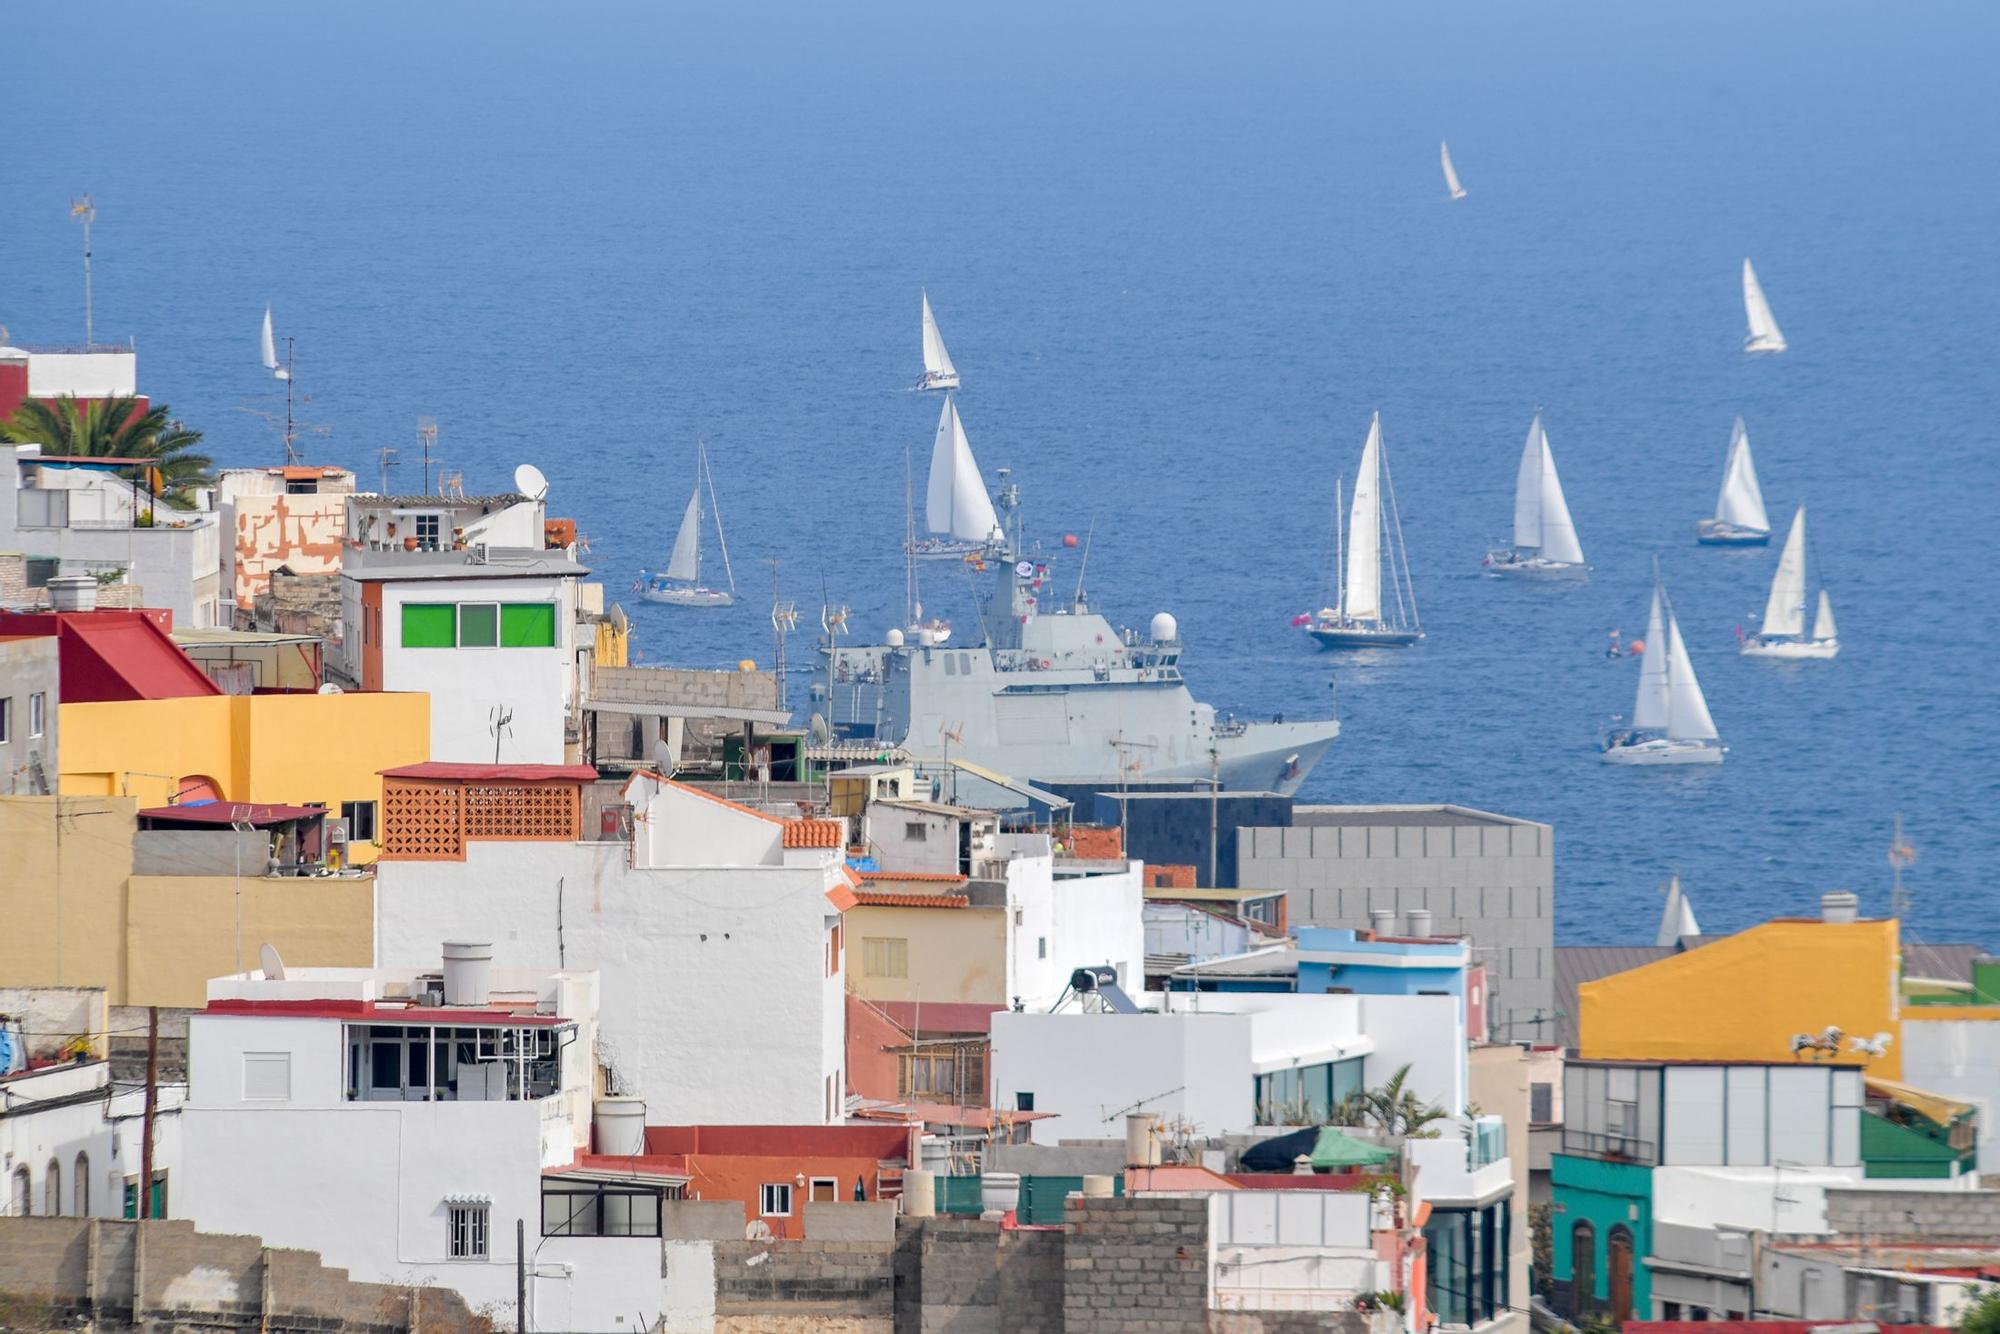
[{"left": 1558, "top": 1128, "right": 1657, "bottom": 1164}]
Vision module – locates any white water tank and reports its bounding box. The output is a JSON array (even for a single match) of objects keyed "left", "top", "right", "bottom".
[
  {"left": 1149, "top": 612, "right": 1178, "bottom": 643},
  {"left": 1405, "top": 908, "right": 1433, "bottom": 939},
  {"left": 917, "top": 627, "right": 937, "bottom": 646},
  {"left": 1822, "top": 891, "right": 1860, "bottom": 924},
  {"left": 1081, "top": 1174, "right": 1115, "bottom": 1198},
  {"left": 885, "top": 627, "right": 905, "bottom": 648},
  {"left": 1125, "top": 1113, "right": 1161, "bottom": 1167},
  {"left": 903, "top": 1168, "right": 936, "bottom": 1217},
  {"left": 1368, "top": 907, "right": 1396, "bottom": 937},
  {"left": 981, "top": 1171, "right": 1021, "bottom": 1216},
  {"left": 440, "top": 940, "right": 493, "bottom": 1006},
  {"left": 47, "top": 574, "right": 98, "bottom": 613},
  {"left": 593, "top": 1097, "right": 646, "bottom": 1156}
]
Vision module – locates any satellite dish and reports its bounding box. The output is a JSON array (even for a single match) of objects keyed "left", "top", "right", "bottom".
[
  {"left": 317, "top": 681, "right": 343, "bottom": 695},
  {"left": 808, "top": 713, "right": 834, "bottom": 745},
  {"left": 514, "top": 463, "right": 550, "bottom": 501},
  {"left": 1015, "top": 561, "right": 1035, "bottom": 579},
  {"left": 258, "top": 943, "right": 287, "bottom": 980}
]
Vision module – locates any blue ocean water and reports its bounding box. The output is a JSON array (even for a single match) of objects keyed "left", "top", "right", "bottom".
[{"left": 5, "top": 2, "right": 1997, "bottom": 946}]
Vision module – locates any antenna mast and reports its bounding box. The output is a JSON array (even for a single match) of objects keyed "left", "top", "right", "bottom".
[
  {"left": 70, "top": 195, "right": 96, "bottom": 348},
  {"left": 417, "top": 417, "right": 438, "bottom": 494},
  {"left": 1889, "top": 813, "right": 1917, "bottom": 921},
  {"left": 283, "top": 336, "right": 299, "bottom": 465},
  {"left": 768, "top": 560, "right": 796, "bottom": 713},
  {"left": 377, "top": 448, "right": 400, "bottom": 495}
]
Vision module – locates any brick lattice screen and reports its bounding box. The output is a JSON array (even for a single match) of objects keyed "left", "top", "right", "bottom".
[{"left": 381, "top": 779, "right": 583, "bottom": 860}]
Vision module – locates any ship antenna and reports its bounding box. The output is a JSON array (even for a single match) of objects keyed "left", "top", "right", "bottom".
[{"left": 1072, "top": 516, "right": 1096, "bottom": 611}]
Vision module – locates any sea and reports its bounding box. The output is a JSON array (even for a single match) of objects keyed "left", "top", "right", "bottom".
[{"left": 5, "top": 2, "right": 1997, "bottom": 948}]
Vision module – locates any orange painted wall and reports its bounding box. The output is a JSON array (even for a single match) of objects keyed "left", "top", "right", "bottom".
[
  {"left": 846, "top": 994, "right": 908, "bottom": 1103},
  {"left": 682, "top": 1154, "right": 884, "bottom": 1239}
]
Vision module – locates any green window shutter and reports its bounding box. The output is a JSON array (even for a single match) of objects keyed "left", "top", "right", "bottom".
[
  {"left": 500, "top": 603, "right": 557, "bottom": 647},
  {"left": 459, "top": 603, "right": 498, "bottom": 647},
  {"left": 402, "top": 603, "right": 457, "bottom": 648}
]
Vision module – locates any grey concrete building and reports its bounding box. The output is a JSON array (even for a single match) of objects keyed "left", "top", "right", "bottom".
[
  {"left": 1238, "top": 804, "right": 1555, "bottom": 1043},
  {"left": 0, "top": 632, "right": 57, "bottom": 794}
]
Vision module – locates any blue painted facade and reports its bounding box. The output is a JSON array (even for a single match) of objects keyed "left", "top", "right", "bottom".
[{"left": 1293, "top": 927, "right": 1469, "bottom": 999}]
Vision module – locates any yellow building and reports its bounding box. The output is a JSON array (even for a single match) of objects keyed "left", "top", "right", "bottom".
[
  {"left": 56, "top": 691, "right": 429, "bottom": 864},
  {"left": 0, "top": 796, "right": 374, "bottom": 1007},
  {"left": 1578, "top": 907, "right": 1902, "bottom": 1078},
  {"left": 846, "top": 889, "right": 1008, "bottom": 1007}
]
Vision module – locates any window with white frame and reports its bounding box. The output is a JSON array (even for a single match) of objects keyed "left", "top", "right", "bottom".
[
  {"left": 340, "top": 800, "right": 379, "bottom": 843},
  {"left": 415, "top": 513, "right": 443, "bottom": 550},
  {"left": 29, "top": 692, "right": 46, "bottom": 738},
  {"left": 759, "top": 1183, "right": 793, "bottom": 1217},
  {"left": 447, "top": 1202, "right": 490, "bottom": 1258},
  {"left": 862, "top": 937, "right": 908, "bottom": 979}
]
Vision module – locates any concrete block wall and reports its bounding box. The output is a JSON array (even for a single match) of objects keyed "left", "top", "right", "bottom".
[
  {"left": 1823, "top": 1188, "right": 2000, "bottom": 1240},
  {"left": 1240, "top": 814, "right": 1555, "bottom": 1042},
  {"left": 1063, "top": 1195, "right": 1211, "bottom": 1333},
  {"left": 593, "top": 664, "right": 779, "bottom": 712},
  {"left": 713, "top": 1237, "right": 894, "bottom": 1328},
  {"left": 0, "top": 1217, "right": 484, "bottom": 1333}
]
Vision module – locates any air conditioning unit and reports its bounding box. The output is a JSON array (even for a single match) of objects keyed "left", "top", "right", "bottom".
[{"left": 470, "top": 543, "right": 490, "bottom": 564}]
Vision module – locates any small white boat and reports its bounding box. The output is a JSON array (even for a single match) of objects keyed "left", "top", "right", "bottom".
[
  {"left": 1696, "top": 415, "right": 1772, "bottom": 545},
  {"left": 1743, "top": 259, "right": 1787, "bottom": 354},
  {"left": 1441, "top": 141, "right": 1468, "bottom": 201},
  {"left": 1604, "top": 570, "right": 1725, "bottom": 765},
  {"left": 905, "top": 396, "right": 1001, "bottom": 562},
  {"left": 640, "top": 440, "right": 736, "bottom": 607},
  {"left": 916, "top": 290, "right": 960, "bottom": 392},
  {"left": 260, "top": 306, "right": 291, "bottom": 381},
  {"left": 1741, "top": 506, "right": 1838, "bottom": 660},
  {"left": 1486, "top": 413, "right": 1589, "bottom": 579},
  {"left": 1307, "top": 413, "right": 1423, "bottom": 649}
]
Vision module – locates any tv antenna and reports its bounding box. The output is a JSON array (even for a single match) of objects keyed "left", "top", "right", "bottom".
[
  {"left": 938, "top": 721, "right": 965, "bottom": 802},
  {"left": 70, "top": 195, "right": 95, "bottom": 347},
  {"left": 377, "top": 447, "right": 400, "bottom": 495},
  {"left": 768, "top": 559, "right": 797, "bottom": 712},
  {"left": 489, "top": 705, "right": 514, "bottom": 763},
  {"left": 417, "top": 417, "right": 439, "bottom": 494},
  {"left": 1888, "top": 812, "right": 1917, "bottom": 921}
]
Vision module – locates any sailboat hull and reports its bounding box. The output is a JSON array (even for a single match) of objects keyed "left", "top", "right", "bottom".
[
  {"left": 1695, "top": 520, "right": 1770, "bottom": 546},
  {"left": 1484, "top": 550, "right": 1589, "bottom": 580},
  {"left": 1307, "top": 624, "right": 1423, "bottom": 650},
  {"left": 1741, "top": 637, "right": 1838, "bottom": 661},
  {"left": 905, "top": 537, "right": 987, "bottom": 562},
  {"left": 1601, "top": 736, "right": 1725, "bottom": 766},
  {"left": 640, "top": 584, "right": 735, "bottom": 608},
  {"left": 1744, "top": 336, "right": 1787, "bottom": 354},
  {"left": 916, "top": 371, "right": 960, "bottom": 392}
]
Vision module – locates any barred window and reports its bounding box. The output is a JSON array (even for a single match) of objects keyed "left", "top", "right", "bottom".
[{"left": 447, "top": 1203, "right": 489, "bottom": 1258}]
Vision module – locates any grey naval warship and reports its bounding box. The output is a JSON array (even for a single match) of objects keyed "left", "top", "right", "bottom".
[{"left": 809, "top": 479, "right": 1339, "bottom": 796}]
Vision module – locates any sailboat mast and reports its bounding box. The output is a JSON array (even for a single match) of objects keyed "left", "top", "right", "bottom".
[
  {"left": 1334, "top": 477, "right": 1345, "bottom": 619},
  {"left": 283, "top": 338, "right": 298, "bottom": 466},
  {"left": 705, "top": 440, "right": 737, "bottom": 596},
  {"left": 1381, "top": 431, "right": 1418, "bottom": 632},
  {"left": 904, "top": 443, "right": 918, "bottom": 623}
]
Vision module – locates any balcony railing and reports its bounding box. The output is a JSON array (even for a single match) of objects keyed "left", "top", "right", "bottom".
[{"left": 1558, "top": 1128, "right": 1658, "bottom": 1165}]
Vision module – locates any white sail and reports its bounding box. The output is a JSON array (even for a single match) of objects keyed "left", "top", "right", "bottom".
[
  {"left": 1664, "top": 606, "right": 1719, "bottom": 741},
  {"left": 1441, "top": 141, "right": 1467, "bottom": 200},
  {"left": 1743, "top": 259, "right": 1787, "bottom": 352},
  {"left": 1632, "top": 587, "right": 1671, "bottom": 732},
  {"left": 665, "top": 490, "right": 701, "bottom": 583},
  {"left": 1760, "top": 507, "right": 1809, "bottom": 638},
  {"left": 926, "top": 398, "right": 998, "bottom": 544},
  {"left": 1813, "top": 589, "right": 1837, "bottom": 642},
  {"left": 1714, "top": 416, "right": 1770, "bottom": 532},
  {"left": 1535, "top": 428, "right": 1585, "bottom": 565},
  {"left": 1655, "top": 875, "right": 1701, "bottom": 947},
  {"left": 1512, "top": 415, "right": 1545, "bottom": 550},
  {"left": 1343, "top": 414, "right": 1384, "bottom": 622},
  {"left": 260, "top": 307, "right": 289, "bottom": 380},
  {"left": 921, "top": 291, "right": 958, "bottom": 381}
]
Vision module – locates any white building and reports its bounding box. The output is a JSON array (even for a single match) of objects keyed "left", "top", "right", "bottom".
[
  {"left": 336, "top": 542, "right": 589, "bottom": 763},
  {"left": 1, "top": 444, "right": 224, "bottom": 627},
  {"left": 176, "top": 956, "right": 664, "bottom": 1330},
  {"left": 990, "top": 989, "right": 1466, "bottom": 1144},
  {"left": 375, "top": 771, "right": 851, "bottom": 1124},
  {"left": 862, "top": 799, "right": 998, "bottom": 877}
]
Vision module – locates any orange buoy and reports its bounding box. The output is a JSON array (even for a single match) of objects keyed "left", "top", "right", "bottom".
[{"left": 1063, "top": 533, "right": 1079, "bottom": 548}]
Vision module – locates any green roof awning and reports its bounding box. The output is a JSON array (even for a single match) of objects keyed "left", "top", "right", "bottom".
[{"left": 1310, "top": 1127, "right": 1396, "bottom": 1169}]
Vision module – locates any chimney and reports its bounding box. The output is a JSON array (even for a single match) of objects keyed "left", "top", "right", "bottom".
[
  {"left": 1820, "top": 891, "right": 1859, "bottom": 925},
  {"left": 1367, "top": 907, "right": 1396, "bottom": 938},
  {"left": 1405, "top": 908, "right": 1433, "bottom": 939}
]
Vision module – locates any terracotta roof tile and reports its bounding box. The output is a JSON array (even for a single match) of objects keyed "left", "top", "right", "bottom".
[
  {"left": 825, "top": 883, "right": 861, "bottom": 912},
  {"left": 852, "top": 890, "right": 968, "bottom": 909},
  {"left": 785, "top": 818, "right": 844, "bottom": 848},
  {"left": 858, "top": 870, "right": 968, "bottom": 884}
]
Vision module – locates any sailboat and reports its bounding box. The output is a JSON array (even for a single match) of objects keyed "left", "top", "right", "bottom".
[
  {"left": 1604, "top": 567, "right": 1725, "bottom": 765},
  {"left": 1656, "top": 875, "right": 1701, "bottom": 947},
  {"left": 916, "top": 290, "right": 960, "bottom": 392},
  {"left": 1696, "top": 415, "right": 1772, "bottom": 545},
  {"left": 1441, "top": 142, "right": 1468, "bottom": 201},
  {"left": 899, "top": 443, "right": 951, "bottom": 645},
  {"left": 259, "top": 307, "right": 290, "bottom": 381},
  {"left": 640, "top": 440, "right": 736, "bottom": 607},
  {"left": 905, "top": 396, "right": 1001, "bottom": 562},
  {"left": 1741, "top": 506, "right": 1838, "bottom": 659},
  {"left": 1307, "top": 413, "right": 1423, "bottom": 649},
  {"left": 1485, "top": 413, "right": 1589, "bottom": 579},
  {"left": 1742, "top": 259, "right": 1787, "bottom": 354}
]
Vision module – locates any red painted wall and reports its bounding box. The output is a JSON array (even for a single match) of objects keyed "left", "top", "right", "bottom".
[
  {"left": 846, "top": 995, "right": 910, "bottom": 1104},
  {"left": 0, "top": 360, "right": 28, "bottom": 422}
]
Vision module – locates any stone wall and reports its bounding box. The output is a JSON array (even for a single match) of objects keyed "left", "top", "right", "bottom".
[
  {"left": 1063, "top": 1195, "right": 1211, "bottom": 1334},
  {"left": 0, "top": 1217, "right": 488, "bottom": 1333},
  {"left": 1823, "top": 1187, "right": 2000, "bottom": 1240},
  {"left": 713, "top": 1236, "right": 894, "bottom": 1334}
]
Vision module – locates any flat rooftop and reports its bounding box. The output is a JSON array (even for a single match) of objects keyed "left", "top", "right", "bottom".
[
  {"left": 1291, "top": 804, "right": 1544, "bottom": 830},
  {"left": 342, "top": 545, "right": 588, "bottom": 581}
]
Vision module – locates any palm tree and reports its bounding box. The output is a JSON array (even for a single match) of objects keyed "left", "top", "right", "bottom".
[
  {"left": 1333, "top": 1064, "right": 1448, "bottom": 1138},
  {"left": 0, "top": 394, "right": 214, "bottom": 508}
]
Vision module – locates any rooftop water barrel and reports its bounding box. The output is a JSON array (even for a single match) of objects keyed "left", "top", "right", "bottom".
[
  {"left": 593, "top": 1097, "right": 646, "bottom": 1156},
  {"left": 903, "top": 1168, "right": 936, "bottom": 1217},
  {"left": 441, "top": 940, "right": 493, "bottom": 1006},
  {"left": 47, "top": 574, "right": 97, "bottom": 612}
]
